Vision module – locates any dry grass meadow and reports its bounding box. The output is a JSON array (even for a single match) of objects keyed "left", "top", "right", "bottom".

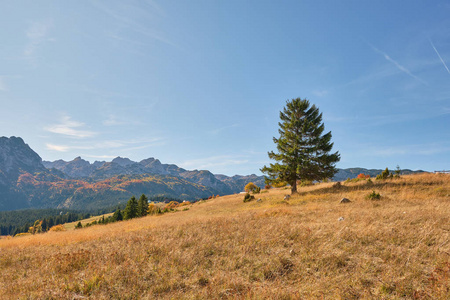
[{"left": 0, "top": 173, "right": 448, "bottom": 299}]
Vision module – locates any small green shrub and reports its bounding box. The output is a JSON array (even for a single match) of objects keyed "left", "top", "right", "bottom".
[
  {"left": 243, "top": 193, "right": 255, "bottom": 203},
  {"left": 366, "top": 190, "right": 381, "bottom": 200},
  {"left": 394, "top": 165, "right": 401, "bottom": 178},
  {"left": 376, "top": 167, "right": 393, "bottom": 180}
]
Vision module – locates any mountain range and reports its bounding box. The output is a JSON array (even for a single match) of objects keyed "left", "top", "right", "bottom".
[
  {"left": 0, "top": 136, "right": 424, "bottom": 211},
  {"left": 0, "top": 137, "right": 264, "bottom": 211}
]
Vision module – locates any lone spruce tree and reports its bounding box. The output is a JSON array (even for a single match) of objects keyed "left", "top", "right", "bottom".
[{"left": 261, "top": 98, "right": 340, "bottom": 194}]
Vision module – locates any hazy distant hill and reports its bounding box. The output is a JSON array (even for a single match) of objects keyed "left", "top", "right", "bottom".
[{"left": 333, "top": 167, "right": 425, "bottom": 181}]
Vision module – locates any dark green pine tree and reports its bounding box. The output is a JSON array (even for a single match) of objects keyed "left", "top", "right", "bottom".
[
  {"left": 137, "top": 194, "right": 149, "bottom": 217},
  {"left": 75, "top": 221, "right": 83, "bottom": 229},
  {"left": 47, "top": 217, "right": 54, "bottom": 230},
  {"left": 123, "top": 196, "right": 138, "bottom": 220},
  {"left": 112, "top": 208, "right": 123, "bottom": 221},
  {"left": 41, "top": 218, "right": 48, "bottom": 232},
  {"left": 261, "top": 98, "right": 340, "bottom": 194}
]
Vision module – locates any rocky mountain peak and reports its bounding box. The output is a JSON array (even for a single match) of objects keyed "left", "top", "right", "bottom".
[
  {"left": 111, "top": 156, "right": 135, "bottom": 167},
  {"left": 139, "top": 157, "right": 158, "bottom": 165},
  {"left": 70, "top": 156, "right": 90, "bottom": 166},
  {"left": 92, "top": 160, "right": 106, "bottom": 168},
  {"left": 0, "top": 136, "right": 45, "bottom": 177}
]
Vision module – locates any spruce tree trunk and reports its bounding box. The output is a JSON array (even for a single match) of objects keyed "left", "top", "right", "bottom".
[{"left": 291, "top": 179, "right": 298, "bottom": 194}]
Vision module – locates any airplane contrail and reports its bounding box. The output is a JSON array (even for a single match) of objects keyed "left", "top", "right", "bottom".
[
  {"left": 369, "top": 44, "right": 428, "bottom": 85},
  {"left": 430, "top": 39, "right": 450, "bottom": 75}
]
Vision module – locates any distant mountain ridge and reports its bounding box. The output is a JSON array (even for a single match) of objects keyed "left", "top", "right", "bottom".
[
  {"left": 0, "top": 136, "right": 425, "bottom": 211},
  {"left": 0, "top": 136, "right": 265, "bottom": 211},
  {"left": 42, "top": 156, "right": 263, "bottom": 195},
  {"left": 333, "top": 167, "right": 425, "bottom": 181}
]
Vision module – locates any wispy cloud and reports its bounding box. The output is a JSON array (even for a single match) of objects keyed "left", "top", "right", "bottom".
[
  {"left": 46, "top": 143, "right": 69, "bottom": 152},
  {"left": 368, "top": 143, "right": 450, "bottom": 157},
  {"left": 45, "top": 137, "right": 165, "bottom": 153},
  {"left": 45, "top": 143, "right": 95, "bottom": 152},
  {"left": 312, "top": 89, "right": 328, "bottom": 97},
  {"left": 369, "top": 44, "right": 428, "bottom": 85},
  {"left": 92, "top": 1, "right": 175, "bottom": 47},
  {"left": 24, "top": 20, "right": 53, "bottom": 59},
  {"left": 102, "top": 114, "right": 126, "bottom": 126},
  {"left": 180, "top": 155, "right": 249, "bottom": 170},
  {"left": 430, "top": 39, "right": 450, "bottom": 75},
  {"left": 82, "top": 154, "right": 117, "bottom": 160},
  {"left": 45, "top": 115, "right": 97, "bottom": 138},
  {"left": 144, "top": 0, "right": 166, "bottom": 18},
  {"left": 121, "top": 139, "right": 166, "bottom": 152},
  {"left": 208, "top": 124, "right": 240, "bottom": 135}
]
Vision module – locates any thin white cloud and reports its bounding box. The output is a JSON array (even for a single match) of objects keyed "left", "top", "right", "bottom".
[
  {"left": 102, "top": 114, "right": 126, "bottom": 126},
  {"left": 180, "top": 155, "right": 249, "bottom": 170},
  {"left": 370, "top": 44, "right": 428, "bottom": 85},
  {"left": 24, "top": 20, "right": 53, "bottom": 58},
  {"left": 208, "top": 124, "right": 240, "bottom": 135},
  {"left": 46, "top": 143, "right": 69, "bottom": 152},
  {"left": 82, "top": 154, "right": 117, "bottom": 160},
  {"left": 44, "top": 138, "right": 164, "bottom": 154},
  {"left": 92, "top": 1, "right": 175, "bottom": 47},
  {"left": 369, "top": 143, "right": 450, "bottom": 157},
  {"left": 312, "top": 90, "right": 328, "bottom": 97},
  {"left": 144, "top": 0, "right": 167, "bottom": 18},
  {"left": 430, "top": 39, "right": 450, "bottom": 75},
  {"left": 121, "top": 142, "right": 166, "bottom": 152},
  {"left": 373, "top": 147, "right": 407, "bottom": 156},
  {"left": 94, "top": 140, "right": 126, "bottom": 148},
  {"left": 45, "top": 115, "right": 97, "bottom": 138}
]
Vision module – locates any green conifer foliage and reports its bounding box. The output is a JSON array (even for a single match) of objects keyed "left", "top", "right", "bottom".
[
  {"left": 123, "top": 196, "right": 138, "bottom": 220},
  {"left": 112, "top": 208, "right": 123, "bottom": 221},
  {"left": 137, "top": 194, "right": 149, "bottom": 217},
  {"left": 261, "top": 98, "right": 340, "bottom": 194}
]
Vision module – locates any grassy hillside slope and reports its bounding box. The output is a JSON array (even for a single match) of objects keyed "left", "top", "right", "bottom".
[{"left": 0, "top": 173, "right": 448, "bottom": 299}]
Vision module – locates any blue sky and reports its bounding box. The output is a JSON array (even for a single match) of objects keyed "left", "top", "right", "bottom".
[{"left": 1, "top": 1, "right": 449, "bottom": 175}]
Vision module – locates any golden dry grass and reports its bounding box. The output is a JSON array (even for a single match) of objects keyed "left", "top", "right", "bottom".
[{"left": 0, "top": 173, "right": 448, "bottom": 299}]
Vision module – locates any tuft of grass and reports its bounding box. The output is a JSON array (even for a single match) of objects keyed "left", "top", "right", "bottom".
[{"left": 366, "top": 190, "right": 381, "bottom": 200}]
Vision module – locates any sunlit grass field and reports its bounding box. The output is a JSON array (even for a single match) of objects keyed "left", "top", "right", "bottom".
[{"left": 0, "top": 173, "right": 448, "bottom": 299}]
